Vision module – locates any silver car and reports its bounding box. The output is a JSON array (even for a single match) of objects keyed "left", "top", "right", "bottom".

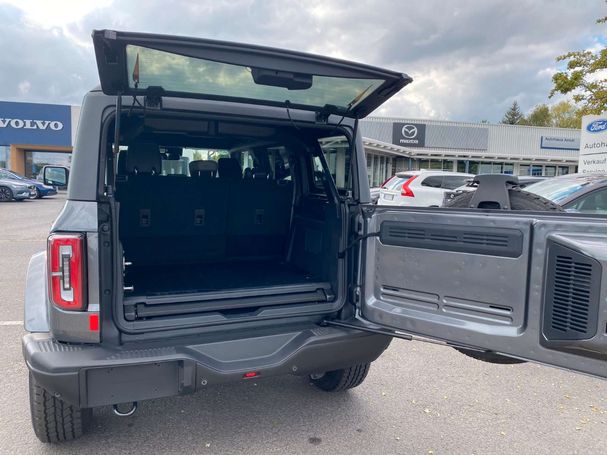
[{"left": 0, "top": 178, "right": 34, "bottom": 201}]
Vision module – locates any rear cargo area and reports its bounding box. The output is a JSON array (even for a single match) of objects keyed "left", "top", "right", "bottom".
[{"left": 114, "top": 119, "right": 345, "bottom": 324}]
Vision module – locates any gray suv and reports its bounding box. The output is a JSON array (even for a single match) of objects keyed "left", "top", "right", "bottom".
[{"left": 23, "top": 30, "right": 607, "bottom": 443}]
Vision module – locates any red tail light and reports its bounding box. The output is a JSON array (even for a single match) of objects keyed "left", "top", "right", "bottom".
[
  {"left": 48, "top": 233, "right": 87, "bottom": 311},
  {"left": 401, "top": 175, "right": 418, "bottom": 197}
]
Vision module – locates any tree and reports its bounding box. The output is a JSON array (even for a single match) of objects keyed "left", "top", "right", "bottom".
[
  {"left": 550, "top": 100, "right": 582, "bottom": 129},
  {"left": 523, "top": 104, "right": 552, "bottom": 127},
  {"left": 520, "top": 101, "right": 582, "bottom": 129},
  {"left": 192, "top": 150, "right": 203, "bottom": 161},
  {"left": 550, "top": 13, "right": 607, "bottom": 115},
  {"left": 501, "top": 101, "right": 524, "bottom": 124}
]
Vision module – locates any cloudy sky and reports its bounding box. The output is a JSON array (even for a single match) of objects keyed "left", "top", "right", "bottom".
[{"left": 0, "top": 0, "right": 604, "bottom": 122}]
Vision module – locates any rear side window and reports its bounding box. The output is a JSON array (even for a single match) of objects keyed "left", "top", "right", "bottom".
[
  {"left": 421, "top": 176, "right": 442, "bottom": 188},
  {"left": 566, "top": 188, "right": 607, "bottom": 214},
  {"left": 442, "top": 176, "right": 469, "bottom": 190},
  {"left": 386, "top": 177, "right": 407, "bottom": 190},
  {"left": 314, "top": 135, "right": 352, "bottom": 191}
]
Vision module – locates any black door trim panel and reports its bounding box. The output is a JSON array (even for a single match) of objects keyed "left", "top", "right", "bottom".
[{"left": 379, "top": 221, "right": 524, "bottom": 258}]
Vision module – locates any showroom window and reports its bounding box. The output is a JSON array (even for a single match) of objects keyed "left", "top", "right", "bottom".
[
  {"left": 530, "top": 165, "right": 543, "bottom": 176},
  {"left": 24, "top": 150, "right": 72, "bottom": 178},
  {"left": 0, "top": 146, "right": 8, "bottom": 168},
  {"left": 544, "top": 166, "right": 556, "bottom": 177}
]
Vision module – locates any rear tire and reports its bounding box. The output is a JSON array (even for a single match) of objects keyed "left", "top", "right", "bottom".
[
  {"left": 0, "top": 186, "right": 13, "bottom": 201},
  {"left": 35, "top": 188, "right": 42, "bottom": 199},
  {"left": 29, "top": 372, "right": 91, "bottom": 443},
  {"left": 310, "top": 363, "right": 371, "bottom": 392}
]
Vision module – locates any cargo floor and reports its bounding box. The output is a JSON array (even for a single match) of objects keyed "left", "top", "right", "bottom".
[{"left": 125, "top": 260, "right": 325, "bottom": 297}]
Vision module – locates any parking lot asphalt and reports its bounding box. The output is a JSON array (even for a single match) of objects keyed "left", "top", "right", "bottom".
[{"left": 1, "top": 194, "right": 606, "bottom": 454}]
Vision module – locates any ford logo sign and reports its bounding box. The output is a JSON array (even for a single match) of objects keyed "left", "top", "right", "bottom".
[{"left": 587, "top": 119, "right": 607, "bottom": 133}]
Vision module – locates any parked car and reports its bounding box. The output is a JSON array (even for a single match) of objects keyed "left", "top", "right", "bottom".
[
  {"left": 377, "top": 170, "right": 474, "bottom": 206},
  {"left": 0, "top": 177, "right": 35, "bottom": 201},
  {"left": 442, "top": 175, "right": 548, "bottom": 206},
  {"left": 22, "top": 30, "right": 607, "bottom": 444},
  {"left": 0, "top": 169, "right": 57, "bottom": 198},
  {"left": 524, "top": 173, "right": 607, "bottom": 214}
]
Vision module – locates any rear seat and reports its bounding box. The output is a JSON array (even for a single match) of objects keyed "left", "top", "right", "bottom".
[
  {"left": 118, "top": 150, "right": 293, "bottom": 267},
  {"left": 222, "top": 158, "right": 293, "bottom": 259},
  {"left": 118, "top": 145, "right": 228, "bottom": 265}
]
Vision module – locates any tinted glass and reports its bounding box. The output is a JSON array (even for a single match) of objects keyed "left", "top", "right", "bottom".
[
  {"left": 127, "top": 45, "right": 384, "bottom": 112},
  {"left": 421, "top": 176, "right": 443, "bottom": 188},
  {"left": 566, "top": 188, "right": 607, "bottom": 214},
  {"left": 442, "top": 176, "right": 469, "bottom": 189}
]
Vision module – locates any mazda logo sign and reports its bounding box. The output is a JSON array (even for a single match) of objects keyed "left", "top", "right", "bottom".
[{"left": 401, "top": 124, "right": 418, "bottom": 139}]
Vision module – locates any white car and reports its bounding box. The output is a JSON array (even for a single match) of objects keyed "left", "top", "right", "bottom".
[{"left": 378, "top": 170, "right": 474, "bottom": 207}]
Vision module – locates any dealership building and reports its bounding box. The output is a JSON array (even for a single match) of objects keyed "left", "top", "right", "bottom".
[
  {"left": 0, "top": 101, "right": 80, "bottom": 178},
  {"left": 361, "top": 117, "right": 580, "bottom": 187},
  {"left": 0, "top": 100, "right": 581, "bottom": 185}
]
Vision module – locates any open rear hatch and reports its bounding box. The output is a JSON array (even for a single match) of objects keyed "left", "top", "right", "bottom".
[{"left": 92, "top": 29, "right": 412, "bottom": 118}]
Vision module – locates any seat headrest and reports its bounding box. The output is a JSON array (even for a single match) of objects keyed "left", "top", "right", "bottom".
[
  {"left": 252, "top": 167, "right": 270, "bottom": 179},
  {"left": 217, "top": 157, "right": 242, "bottom": 179},
  {"left": 125, "top": 142, "right": 161, "bottom": 175},
  {"left": 189, "top": 160, "right": 218, "bottom": 178}
]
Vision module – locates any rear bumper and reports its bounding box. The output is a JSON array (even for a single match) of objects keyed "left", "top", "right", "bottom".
[{"left": 23, "top": 324, "right": 391, "bottom": 408}]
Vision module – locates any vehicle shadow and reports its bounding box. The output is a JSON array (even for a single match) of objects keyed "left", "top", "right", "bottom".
[{"left": 40, "top": 374, "right": 370, "bottom": 454}]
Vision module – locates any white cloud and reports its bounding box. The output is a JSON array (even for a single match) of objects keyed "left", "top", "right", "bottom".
[
  {"left": 1, "top": 0, "right": 111, "bottom": 28},
  {"left": 18, "top": 80, "right": 30, "bottom": 95},
  {"left": 0, "top": 0, "right": 603, "bottom": 122}
]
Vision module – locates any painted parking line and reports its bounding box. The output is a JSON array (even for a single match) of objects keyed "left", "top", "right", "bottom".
[{"left": 0, "top": 321, "right": 23, "bottom": 326}]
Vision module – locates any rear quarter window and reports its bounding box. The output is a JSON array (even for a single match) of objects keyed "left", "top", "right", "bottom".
[
  {"left": 313, "top": 135, "right": 352, "bottom": 191},
  {"left": 442, "top": 176, "right": 469, "bottom": 190},
  {"left": 421, "top": 176, "right": 443, "bottom": 188}
]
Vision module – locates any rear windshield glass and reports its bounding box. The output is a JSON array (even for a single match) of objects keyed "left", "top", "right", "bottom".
[
  {"left": 385, "top": 177, "right": 408, "bottom": 190},
  {"left": 126, "top": 45, "right": 384, "bottom": 111},
  {"left": 525, "top": 177, "right": 603, "bottom": 204}
]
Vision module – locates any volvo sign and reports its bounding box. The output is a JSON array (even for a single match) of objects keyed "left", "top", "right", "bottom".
[
  {"left": 392, "top": 122, "right": 426, "bottom": 147},
  {"left": 0, "top": 119, "right": 64, "bottom": 131},
  {"left": 0, "top": 101, "right": 71, "bottom": 147}
]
